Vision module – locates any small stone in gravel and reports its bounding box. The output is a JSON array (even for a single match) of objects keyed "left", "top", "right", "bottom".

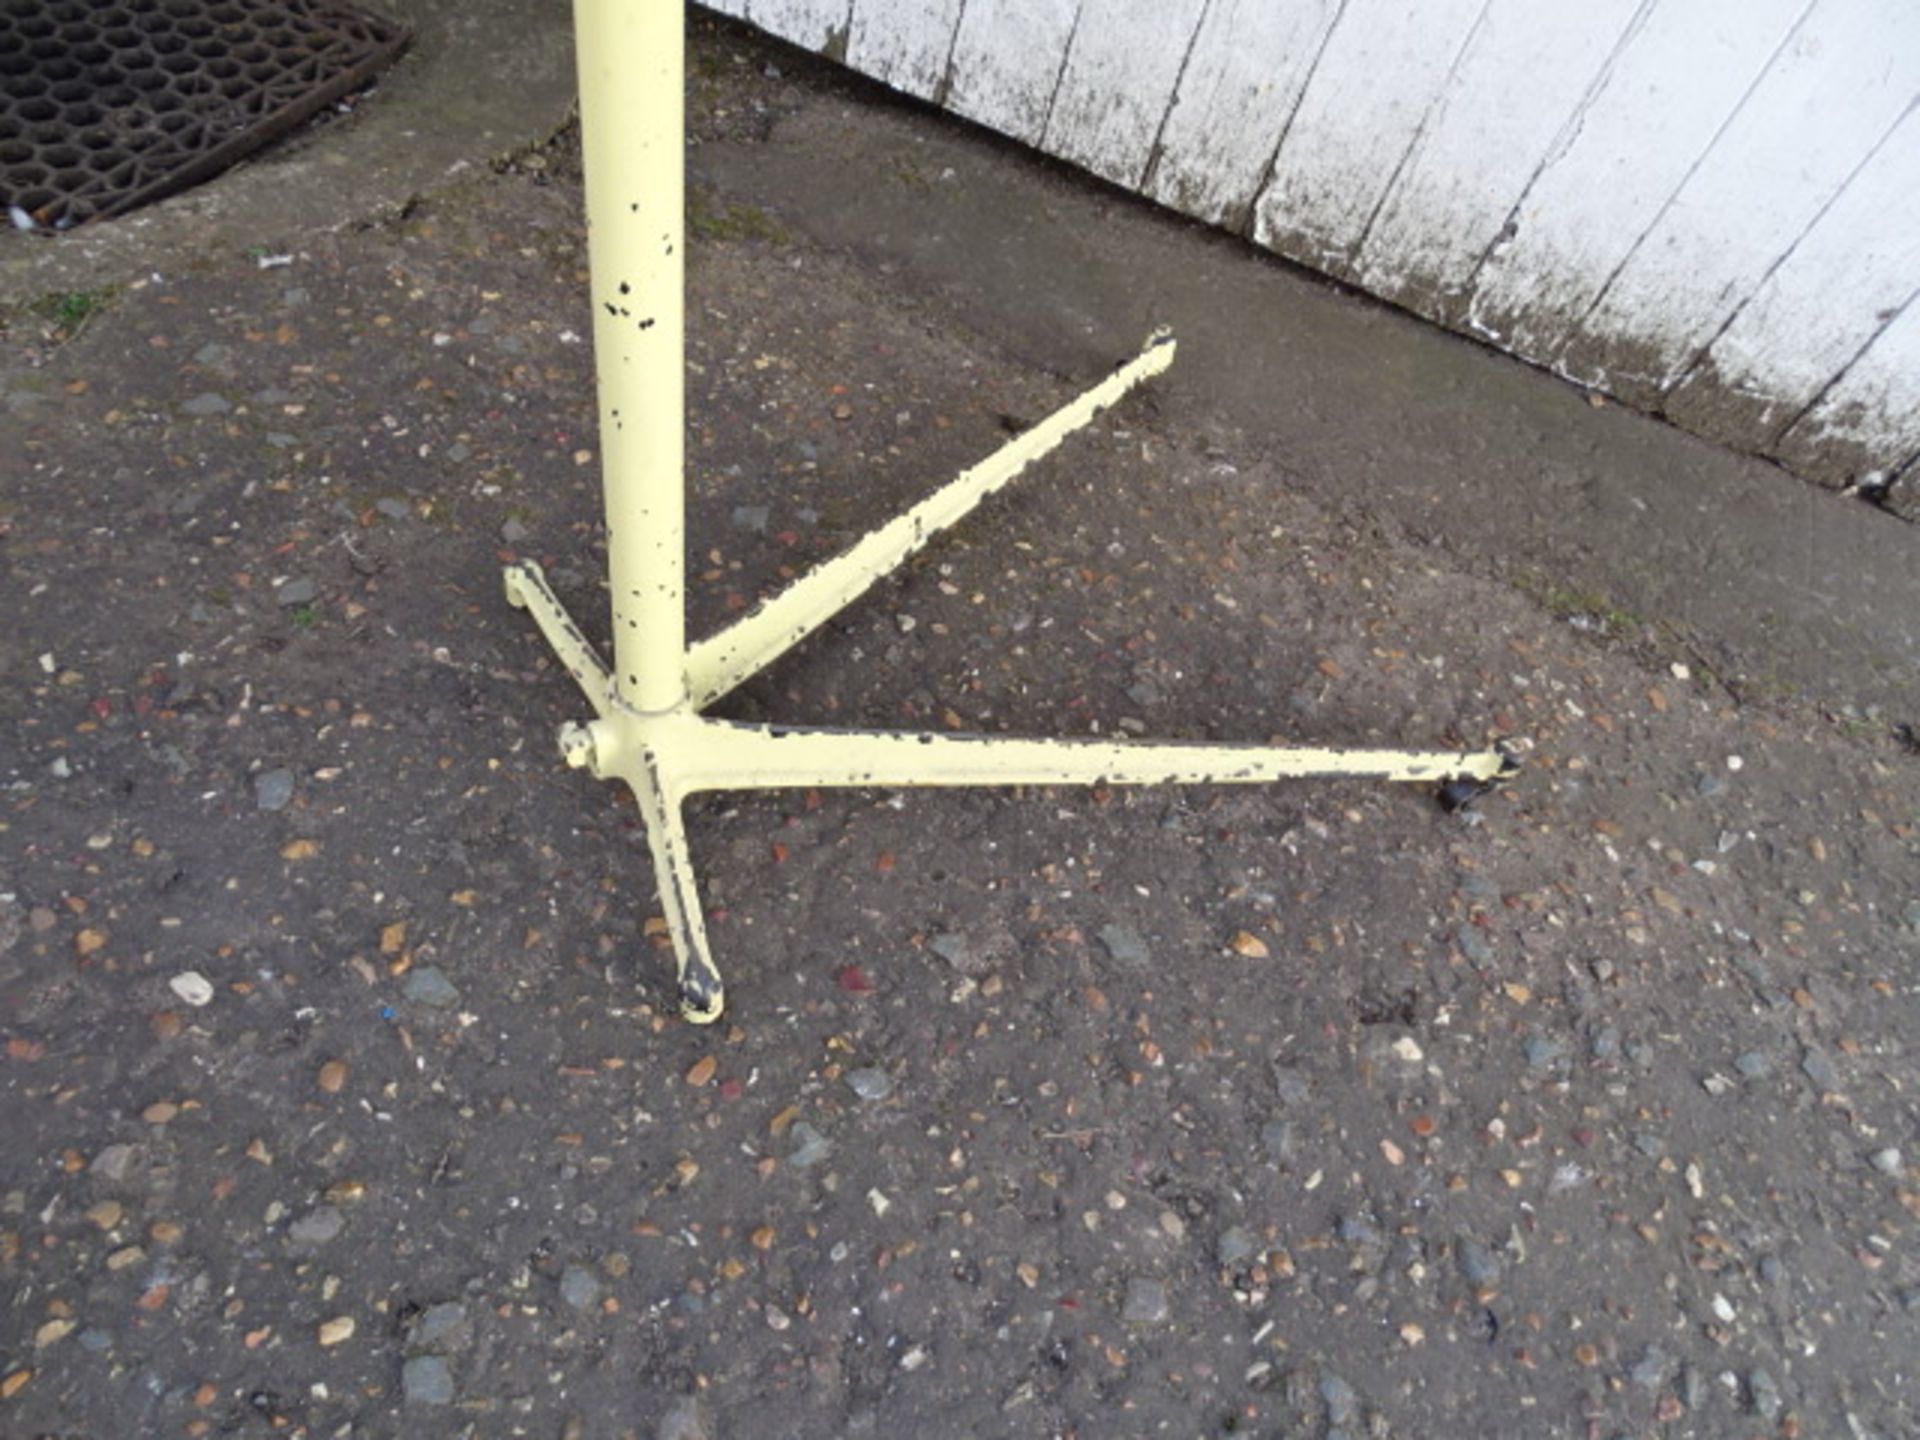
[
  {"left": 1453, "top": 925, "right": 1493, "bottom": 968},
  {"left": 1695, "top": 773, "right": 1725, "bottom": 797},
  {"left": 1547, "top": 1162, "right": 1587, "bottom": 1195},
  {"left": 181, "top": 392, "right": 231, "bottom": 416},
  {"left": 375, "top": 497, "right": 411, "bottom": 520},
  {"left": 86, "top": 1200, "right": 123, "bottom": 1230},
  {"left": 1270, "top": 1065, "right": 1311, "bottom": 1105},
  {"left": 169, "top": 971, "right": 214, "bottom": 1007},
  {"left": 289, "top": 1207, "right": 344, "bottom": 1246},
  {"left": 1748, "top": 1369, "right": 1782, "bottom": 1421},
  {"left": 1869, "top": 1147, "right": 1903, "bottom": 1176},
  {"left": 77, "top": 1328, "right": 114, "bottom": 1353},
  {"left": 844, "top": 1068, "right": 893, "bottom": 1102},
  {"left": 928, "top": 932, "right": 987, "bottom": 976},
  {"left": 1800, "top": 1046, "right": 1841, "bottom": 1092},
  {"left": 403, "top": 1355, "right": 455, "bottom": 1406},
  {"left": 1733, "top": 1051, "right": 1774, "bottom": 1080},
  {"left": 1456, "top": 1236, "right": 1502, "bottom": 1287},
  {"left": 1320, "top": 1374, "right": 1360, "bottom": 1425},
  {"left": 1337, "top": 1213, "right": 1381, "bottom": 1248},
  {"left": 254, "top": 768, "right": 295, "bottom": 812},
  {"left": 1216, "top": 1226, "right": 1256, "bottom": 1268},
  {"left": 657, "top": 1395, "right": 714, "bottom": 1440},
  {"left": 274, "top": 578, "right": 318, "bottom": 607},
  {"left": 1680, "top": 1365, "right": 1706, "bottom": 1412},
  {"left": 1096, "top": 924, "right": 1150, "bottom": 969},
  {"left": 1523, "top": 1034, "right": 1567, "bottom": 1071},
  {"left": 402, "top": 967, "right": 461, "bottom": 1008},
  {"left": 1260, "top": 1119, "right": 1296, "bottom": 1162},
  {"left": 1633, "top": 1132, "right": 1667, "bottom": 1158},
  {"left": 90, "top": 1144, "right": 137, "bottom": 1182},
  {"left": 730, "top": 504, "right": 769, "bottom": 534},
  {"left": 1588, "top": 1025, "right": 1621, "bottom": 1062},
  {"left": 499, "top": 517, "right": 530, "bottom": 544},
  {"left": 1121, "top": 1277, "right": 1169, "bottom": 1324},
  {"left": 411, "top": 1301, "right": 471, "bottom": 1352},
  {"left": 1629, "top": 1346, "right": 1669, "bottom": 1390},
  {"left": 317, "top": 1316, "right": 355, "bottom": 1346},
  {"left": 787, "top": 1122, "right": 831, "bottom": 1169},
  {"left": 560, "top": 1265, "right": 602, "bottom": 1311}
]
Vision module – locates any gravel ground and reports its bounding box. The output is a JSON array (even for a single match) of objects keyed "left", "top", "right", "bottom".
[{"left": 3, "top": 24, "right": 1919, "bottom": 1440}]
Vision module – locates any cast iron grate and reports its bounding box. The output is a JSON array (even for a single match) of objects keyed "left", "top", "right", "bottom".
[{"left": 0, "top": 0, "right": 409, "bottom": 232}]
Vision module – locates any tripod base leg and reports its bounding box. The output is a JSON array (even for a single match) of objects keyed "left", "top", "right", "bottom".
[
  {"left": 630, "top": 754, "right": 726, "bottom": 1025},
  {"left": 505, "top": 561, "right": 616, "bottom": 720},
  {"left": 672, "top": 719, "right": 1514, "bottom": 793}
]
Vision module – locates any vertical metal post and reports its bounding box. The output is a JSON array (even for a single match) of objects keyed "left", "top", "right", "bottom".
[
  {"left": 573, "top": 0, "right": 687, "bottom": 713},
  {"left": 509, "top": 0, "right": 1515, "bottom": 1022}
]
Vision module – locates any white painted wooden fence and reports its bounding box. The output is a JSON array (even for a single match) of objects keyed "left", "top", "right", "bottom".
[{"left": 700, "top": 0, "right": 1920, "bottom": 494}]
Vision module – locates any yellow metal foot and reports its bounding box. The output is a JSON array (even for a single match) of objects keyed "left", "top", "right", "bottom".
[{"left": 626, "top": 745, "right": 725, "bottom": 1023}]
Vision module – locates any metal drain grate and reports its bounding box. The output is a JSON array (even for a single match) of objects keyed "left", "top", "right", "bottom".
[{"left": 1, "top": 0, "right": 410, "bottom": 232}]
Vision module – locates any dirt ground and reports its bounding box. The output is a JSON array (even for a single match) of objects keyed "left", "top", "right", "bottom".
[{"left": 4, "top": 18, "right": 1919, "bottom": 1440}]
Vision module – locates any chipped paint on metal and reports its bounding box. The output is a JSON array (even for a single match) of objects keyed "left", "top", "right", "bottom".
[
  {"left": 516, "top": 1, "right": 1518, "bottom": 1023},
  {"left": 683, "top": 329, "right": 1176, "bottom": 711}
]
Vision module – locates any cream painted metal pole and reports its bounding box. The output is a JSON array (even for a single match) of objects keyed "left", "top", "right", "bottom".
[
  {"left": 507, "top": 0, "right": 1516, "bottom": 1024},
  {"left": 573, "top": 0, "right": 687, "bottom": 713}
]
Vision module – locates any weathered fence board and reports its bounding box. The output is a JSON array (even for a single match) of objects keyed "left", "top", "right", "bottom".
[
  {"left": 1354, "top": 0, "right": 1648, "bottom": 319},
  {"left": 1775, "top": 300, "right": 1920, "bottom": 489},
  {"left": 1560, "top": 0, "right": 1920, "bottom": 405},
  {"left": 1663, "top": 100, "right": 1920, "bottom": 458},
  {"left": 1143, "top": 0, "right": 1343, "bottom": 228},
  {"left": 1043, "top": 0, "right": 1211, "bottom": 190},
  {"left": 1251, "top": 0, "right": 1488, "bottom": 275},
  {"left": 1465, "top": 0, "right": 1811, "bottom": 363},
  {"left": 944, "top": 0, "right": 1082, "bottom": 148},
  {"left": 847, "top": 0, "right": 965, "bottom": 100},
  {"left": 707, "top": 0, "right": 1920, "bottom": 492}
]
